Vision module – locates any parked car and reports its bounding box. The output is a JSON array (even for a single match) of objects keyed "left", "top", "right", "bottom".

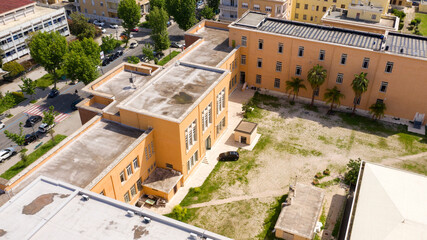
[
  {"left": 25, "top": 115, "right": 42, "bottom": 127},
  {"left": 167, "top": 21, "right": 172, "bottom": 27},
  {"left": 131, "top": 27, "right": 139, "bottom": 32},
  {"left": 153, "top": 51, "right": 164, "bottom": 59},
  {"left": 0, "top": 147, "right": 16, "bottom": 162},
  {"left": 110, "top": 24, "right": 119, "bottom": 29},
  {"left": 24, "top": 133, "right": 38, "bottom": 145},
  {"left": 38, "top": 123, "right": 55, "bottom": 133},
  {"left": 114, "top": 50, "right": 123, "bottom": 58},
  {"left": 102, "top": 59, "right": 110, "bottom": 66},
  {"left": 48, "top": 88, "right": 59, "bottom": 98},
  {"left": 71, "top": 99, "right": 83, "bottom": 111},
  {"left": 130, "top": 42, "right": 138, "bottom": 48},
  {"left": 108, "top": 54, "right": 115, "bottom": 62},
  {"left": 0, "top": 121, "right": 4, "bottom": 130},
  {"left": 218, "top": 151, "right": 239, "bottom": 161},
  {"left": 140, "top": 56, "right": 150, "bottom": 62},
  {"left": 93, "top": 20, "right": 105, "bottom": 26},
  {"left": 171, "top": 41, "right": 184, "bottom": 48}
]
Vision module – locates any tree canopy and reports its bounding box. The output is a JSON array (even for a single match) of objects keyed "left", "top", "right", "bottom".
[
  {"left": 168, "top": 0, "right": 196, "bottom": 30},
  {"left": 68, "top": 12, "right": 96, "bottom": 40},
  {"left": 344, "top": 158, "right": 361, "bottom": 186},
  {"left": 148, "top": 6, "right": 170, "bottom": 51},
  {"left": 19, "top": 77, "right": 37, "bottom": 100},
  {"left": 201, "top": 7, "right": 215, "bottom": 20},
  {"left": 307, "top": 64, "right": 327, "bottom": 107},
  {"left": 285, "top": 77, "right": 306, "bottom": 102},
  {"left": 29, "top": 31, "right": 67, "bottom": 88},
  {"left": 4, "top": 122, "right": 26, "bottom": 149},
  {"left": 2, "top": 61, "right": 25, "bottom": 77},
  {"left": 150, "top": 0, "right": 166, "bottom": 9},
  {"left": 369, "top": 102, "right": 387, "bottom": 120},
  {"left": 101, "top": 35, "right": 121, "bottom": 53},
  {"left": 324, "top": 86, "right": 345, "bottom": 112},
  {"left": 118, "top": 0, "right": 141, "bottom": 45},
  {"left": 351, "top": 72, "right": 369, "bottom": 114},
  {"left": 42, "top": 105, "right": 56, "bottom": 141},
  {"left": 207, "top": 0, "right": 220, "bottom": 11}
]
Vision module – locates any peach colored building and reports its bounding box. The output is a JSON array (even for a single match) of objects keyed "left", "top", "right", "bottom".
[
  {"left": 229, "top": 12, "right": 427, "bottom": 124},
  {"left": 220, "top": 0, "right": 291, "bottom": 21}
]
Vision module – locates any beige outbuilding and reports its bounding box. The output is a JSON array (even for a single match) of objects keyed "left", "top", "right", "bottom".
[{"left": 234, "top": 120, "right": 258, "bottom": 145}]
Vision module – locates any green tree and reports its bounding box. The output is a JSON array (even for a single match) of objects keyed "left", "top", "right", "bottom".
[
  {"left": 344, "top": 158, "right": 361, "bottom": 186},
  {"left": 323, "top": 86, "right": 345, "bottom": 112},
  {"left": 369, "top": 101, "right": 386, "bottom": 120},
  {"left": 4, "top": 122, "right": 26, "bottom": 150},
  {"left": 29, "top": 31, "right": 67, "bottom": 89},
  {"left": 200, "top": 6, "right": 215, "bottom": 19},
  {"left": 118, "top": 0, "right": 141, "bottom": 46},
  {"left": 152, "top": 30, "right": 170, "bottom": 51},
  {"left": 42, "top": 105, "right": 56, "bottom": 142},
  {"left": 165, "top": 0, "right": 179, "bottom": 17},
  {"left": 127, "top": 56, "right": 140, "bottom": 64},
  {"left": 285, "top": 77, "right": 306, "bottom": 102},
  {"left": 307, "top": 64, "right": 327, "bottom": 107},
  {"left": 148, "top": 6, "right": 170, "bottom": 51},
  {"left": 142, "top": 44, "right": 155, "bottom": 60},
  {"left": 171, "top": 205, "right": 188, "bottom": 221},
  {"left": 63, "top": 50, "right": 99, "bottom": 85},
  {"left": 101, "top": 35, "right": 121, "bottom": 53},
  {"left": 2, "top": 61, "right": 25, "bottom": 78},
  {"left": 351, "top": 72, "right": 369, "bottom": 114},
  {"left": 170, "top": 0, "right": 196, "bottom": 31},
  {"left": 207, "top": 0, "right": 220, "bottom": 11},
  {"left": 19, "top": 77, "right": 37, "bottom": 101},
  {"left": 150, "top": 0, "right": 166, "bottom": 9},
  {"left": 69, "top": 12, "right": 96, "bottom": 40},
  {"left": 71, "top": 38, "right": 101, "bottom": 65}
]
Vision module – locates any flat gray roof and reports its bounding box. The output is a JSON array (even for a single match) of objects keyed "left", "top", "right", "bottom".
[
  {"left": 232, "top": 12, "right": 427, "bottom": 58},
  {"left": 120, "top": 62, "right": 227, "bottom": 122},
  {"left": 143, "top": 168, "right": 182, "bottom": 193},
  {"left": 0, "top": 177, "right": 232, "bottom": 240},
  {"left": 181, "top": 27, "right": 233, "bottom": 67},
  {"left": 94, "top": 70, "right": 152, "bottom": 102},
  {"left": 234, "top": 11, "right": 267, "bottom": 27},
  {"left": 16, "top": 120, "right": 143, "bottom": 189},
  {"left": 323, "top": 9, "right": 396, "bottom": 28},
  {"left": 274, "top": 183, "right": 324, "bottom": 239}
]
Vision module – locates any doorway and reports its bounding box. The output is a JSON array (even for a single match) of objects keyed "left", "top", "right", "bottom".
[
  {"left": 241, "top": 136, "right": 247, "bottom": 144},
  {"left": 205, "top": 135, "right": 211, "bottom": 151},
  {"left": 240, "top": 71, "right": 246, "bottom": 84}
]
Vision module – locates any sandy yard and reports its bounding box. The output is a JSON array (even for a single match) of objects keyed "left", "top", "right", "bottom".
[{"left": 173, "top": 92, "right": 427, "bottom": 240}]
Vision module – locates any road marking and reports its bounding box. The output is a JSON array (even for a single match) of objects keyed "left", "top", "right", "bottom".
[
  {"left": 0, "top": 115, "right": 26, "bottom": 133},
  {"left": 61, "top": 83, "right": 80, "bottom": 94},
  {"left": 25, "top": 105, "right": 69, "bottom": 123}
]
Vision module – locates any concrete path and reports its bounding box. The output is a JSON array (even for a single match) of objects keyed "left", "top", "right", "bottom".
[{"left": 186, "top": 189, "right": 286, "bottom": 209}]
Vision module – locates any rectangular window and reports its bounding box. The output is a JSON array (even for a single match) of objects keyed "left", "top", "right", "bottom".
[
  {"left": 258, "top": 39, "right": 263, "bottom": 49},
  {"left": 256, "top": 74, "right": 262, "bottom": 84},
  {"left": 380, "top": 82, "right": 388, "bottom": 92},
  {"left": 362, "top": 58, "right": 370, "bottom": 69},
  {"left": 274, "top": 78, "right": 280, "bottom": 88},
  {"left": 298, "top": 46, "right": 304, "bottom": 57},
  {"left": 333, "top": 0, "right": 336, "bottom": 2},
  {"left": 316, "top": 5, "right": 319, "bottom": 11},
  {"left": 295, "top": 65, "right": 302, "bottom": 76},
  {"left": 100, "top": 1, "right": 103, "bottom": 6},
  {"left": 137, "top": 178, "right": 143, "bottom": 191},
  {"left": 242, "top": 3, "right": 248, "bottom": 8},
  {"left": 254, "top": 4, "right": 260, "bottom": 10},
  {"left": 371, "top": 14, "right": 377, "bottom": 20},
  {"left": 241, "top": 55, "right": 246, "bottom": 65},
  {"left": 151, "top": 142, "right": 154, "bottom": 154},
  {"left": 133, "top": 158, "right": 139, "bottom": 169},
  {"left": 120, "top": 171, "right": 126, "bottom": 183},
  {"left": 265, "top": 6, "right": 271, "bottom": 12},
  {"left": 166, "top": 163, "right": 173, "bottom": 168},
  {"left": 303, "top": 15, "right": 307, "bottom": 20},
  {"left": 341, "top": 4, "right": 345, "bottom": 8},
  {"left": 145, "top": 147, "right": 149, "bottom": 160},
  {"left": 341, "top": 54, "right": 347, "bottom": 65},
  {"left": 185, "top": 120, "right": 198, "bottom": 151},
  {"left": 385, "top": 62, "right": 393, "bottom": 73},
  {"left": 100, "top": 190, "right": 105, "bottom": 195},
  {"left": 124, "top": 192, "right": 130, "bottom": 203},
  {"left": 202, "top": 103, "right": 212, "bottom": 132},
  {"left": 130, "top": 185, "right": 137, "bottom": 197},
  {"left": 322, "top": 7, "right": 327, "bottom": 12},
  {"left": 295, "top": 13, "right": 299, "bottom": 19},
  {"left": 126, "top": 164, "right": 132, "bottom": 177},
  {"left": 148, "top": 144, "right": 152, "bottom": 158},
  {"left": 276, "top": 61, "right": 282, "bottom": 72},
  {"left": 310, "top": 16, "right": 313, "bottom": 21},
  {"left": 216, "top": 88, "right": 225, "bottom": 115},
  {"left": 257, "top": 58, "right": 262, "bottom": 68},
  {"left": 216, "top": 117, "right": 226, "bottom": 135},
  {"left": 336, "top": 73, "right": 344, "bottom": 84},
  {"left": 187, "top": 150, "right": 199, "bottom": 173},
  {"left": 312, "top": 5, "right": 315, "bottom": 10},
  {"left": 319, "top": 50, "right": 325, "bottom": 60},
  {"left": 296, "top": 3, "right": 300, "bottom": 8},
  {"left": 278, "top": 43, "right": 283, "bottom": 53},
  {"left": 304, "top": 4, "right": 308, "bottom": 9},
  {"left": 241, "top": 36, "right": 247, "bottom": 47}
]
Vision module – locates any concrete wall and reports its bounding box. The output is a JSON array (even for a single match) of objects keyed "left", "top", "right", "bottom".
[
  {"left": 420, "top": 3, "right": 427, "bottom": 13},
  {"left": 229, "top": 26, "right": 427, "bottom": 123},
  {"left": 238, "top": 0, "right": 289, "bottom": 19},
  {"left": 347, "top": 9, "right": 381, "bottom": 22}
]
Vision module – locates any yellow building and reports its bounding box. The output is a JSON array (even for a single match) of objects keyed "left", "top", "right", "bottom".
[
  {"left": 0, "top": 21, "right": 240, "bottom": 206},
  {"left": 73, "top": 0, "right": 149, "bottom": 24},
  {"left": 220, "top": 0, "right": 291, "bottom": 21},
  {"left": 229, "top": 11, "right": 427, "bottom": 124}
]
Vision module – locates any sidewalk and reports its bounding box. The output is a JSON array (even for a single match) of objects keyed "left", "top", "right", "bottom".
[{"left": 151, "top": 88, "right": 255, "bottom": 215}]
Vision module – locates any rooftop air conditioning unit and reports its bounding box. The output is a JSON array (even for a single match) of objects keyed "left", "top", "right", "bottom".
[
  {"left": 81, "top": 195, "right": 89, "bottom": 201},
  {"left": 143, "top": 217, "right": 151, "bottom": 223},
  {"left": 127, "top": 210, "right": 134, "bottom": 217},
  {"left": 189, "top": 233, "right": 198, "bottom": 239}
]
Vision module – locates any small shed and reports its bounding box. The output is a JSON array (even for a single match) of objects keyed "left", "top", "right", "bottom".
[{"left": 234, "top": 120, "right": 258, "bottom": 145}]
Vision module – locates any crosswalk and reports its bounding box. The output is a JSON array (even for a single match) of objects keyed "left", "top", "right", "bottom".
[{"left": 25, "top": 105, "right": 69, "bottom": 123}]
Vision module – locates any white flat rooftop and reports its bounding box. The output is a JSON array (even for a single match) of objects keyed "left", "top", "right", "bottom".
[
  {"left": 0, "top": 6, "right": 62, "bottom": 33},
  {"left": 0, "top": 176, "right": 231, "bottom": 240},
  {"left": 347, "top": 162, "right": 427, "bottom": 240}
]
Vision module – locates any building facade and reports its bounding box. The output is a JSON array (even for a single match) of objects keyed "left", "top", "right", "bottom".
[
  {"left": 229, "top": 12, "right": 427, "bottom": 124},
  {"left": 73, "top": 0, "right": 149, "bottom": 24},
  {"left": 0, "top": 0, "right": 70, "bottom": 63},
  {"left": 220, "top": 0, "right": 291, "bottom": 21}
]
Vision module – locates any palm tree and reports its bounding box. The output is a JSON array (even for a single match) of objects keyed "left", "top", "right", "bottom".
[
  {"left": 369, "top": 102, "right": 387, "bottom": 120},
  {"left": 324, "top": 86, "right": 345, "bottom": 113},
  {"left": 285, "top": 77, "right": 306, "bottom": 102},
  {"left": 351, "top": 72, "right": 369, "bottom": 114},
  {"left": 307, "top": 64, "right": 327, "bottom": 107}
]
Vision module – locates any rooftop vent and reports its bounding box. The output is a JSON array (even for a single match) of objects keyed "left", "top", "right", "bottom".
[
  {"left": 143, "top": 217, "right": 151, "bottom": 223},
  {"left": 189, "top": 233, "right": 198, "bottom": 239},
  {"left": 127, "top": 210, "right": 134, "bottom": 217},
  {"left": 81, "top": 195, "right": 89, "bottom": 201}
]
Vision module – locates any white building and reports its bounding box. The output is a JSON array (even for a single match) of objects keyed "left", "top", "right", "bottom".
[{"left": 0, "top": 0, "right": 70, "bottom": 63}]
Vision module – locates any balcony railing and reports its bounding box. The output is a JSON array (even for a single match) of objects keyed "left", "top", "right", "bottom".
[{"left": 219, "top": 4, "right": 238, "bottom": 11}]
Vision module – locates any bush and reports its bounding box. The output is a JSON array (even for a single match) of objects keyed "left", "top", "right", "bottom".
[
  {"left": 12, "top": 92, "right": 24, "bottom": 99},
  {"left": 415, "top": 17, "right": 421, "bottom": 24},
  {"left": 193, "top": 187, "right": 201, "bottom": 193},
  {"left": 344, "top": 158, "right": 362, "bottom": 186},
  {"left": 171, "top": 205, "right": 188, "bottom": 221},
  {"left": 127, "top": 56, "right": 140, "bottom": 64},
  {"left": 2, "top": 61, "right": 25, "bottom": 77},
  {"left": 399, "top": 22, "right": 404, "bottom": 30},
  {"left": 313, "top": 179, "right": 319, "bottom": 185},
  {"left": 392, "top": 9, "right": 406, "bottom": 19},
  {"left": 101, "top": 35, "right": 121, "bottom": 53},
  {"left": 410, "top": 19, "right": 418, "bottom": 26},
  {"left": 140, "top": 21, "right": 150, "bottom": 28},
  {"left": 323, "top": 168, "right": 331, "bottom": 176},
  {"left": 315, "top": 172, "right": 323, "bottom": 179},
  {"left": 200, "top": 6, "right": 215, "bottom": 20}
]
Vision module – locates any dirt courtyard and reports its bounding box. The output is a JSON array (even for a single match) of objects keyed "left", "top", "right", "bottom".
[{"left": 175, "top": 92, "right": 427, "bottom": 240}]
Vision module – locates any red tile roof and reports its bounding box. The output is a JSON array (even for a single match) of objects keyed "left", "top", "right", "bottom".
[{"left": 0, "top": 0, "right": 35, "bottom": 15}]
